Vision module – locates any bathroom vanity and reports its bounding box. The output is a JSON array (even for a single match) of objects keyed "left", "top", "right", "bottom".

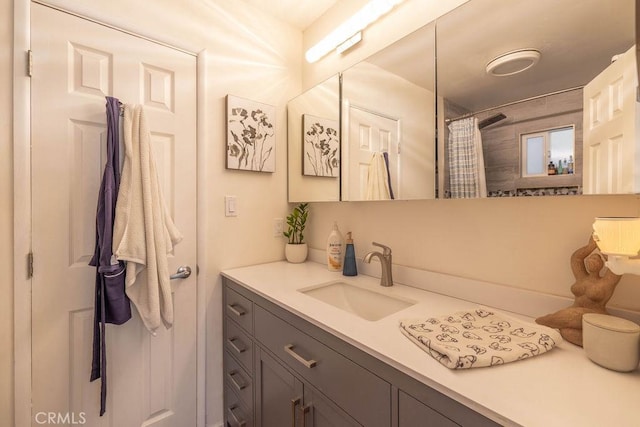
[{"left": 221, "top": 261, "right": 640, "bottom": 427}]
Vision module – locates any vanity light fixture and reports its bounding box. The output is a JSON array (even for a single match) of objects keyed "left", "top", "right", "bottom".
[
  {"left": 592, "top": 217, "right": 640, "bottom": 275},
  {"left": 305, "top": 0, "right": 405, "bottom": 63},
  {"left": 336, "top": 32, "right": 362, "bottom": 54},
  {"left": 485, "top": 49, "right": 541, "bottom": 77}
]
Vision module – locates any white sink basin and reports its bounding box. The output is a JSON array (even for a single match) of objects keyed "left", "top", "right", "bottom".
[{"left": 299, "top": 281, "right": 416, "bottom": 321}]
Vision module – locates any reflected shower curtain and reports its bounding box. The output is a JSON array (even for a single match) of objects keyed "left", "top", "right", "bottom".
[{"left": 447, "top": 117, "right": 487, "bottom": 198}]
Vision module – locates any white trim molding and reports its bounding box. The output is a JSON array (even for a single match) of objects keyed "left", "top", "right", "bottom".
[
  {"left": 13, "top": 0, "right": 32, "bottom": 425},
  {"left": 196, "top": 48, "right": 207, "bottom": 427}
]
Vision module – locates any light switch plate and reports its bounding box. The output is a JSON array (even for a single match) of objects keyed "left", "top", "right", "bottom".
[
  {"left": 273, "top": 218, "right": 284, "bottom": 237},
  {"left": 225, "top": 195, "right": 237, "bottom": 217}
]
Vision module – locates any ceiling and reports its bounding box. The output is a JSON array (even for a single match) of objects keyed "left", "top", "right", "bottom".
[
  {"left": 240, "top": 0, "right": 338, "bottom": 30},
  {"left": 366, "top": 0, "right": 635, "bottom": 113},
  {"left": 436, "top": 0, "right": 635, "bottom": 112}
]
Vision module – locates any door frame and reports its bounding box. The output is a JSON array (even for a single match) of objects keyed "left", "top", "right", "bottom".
[{"left": 12, "top": 2, "right": 207, "bottom": 426}]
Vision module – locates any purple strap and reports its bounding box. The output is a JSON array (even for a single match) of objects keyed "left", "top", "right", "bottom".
[{"left": 89, "top": 96, "right": 131, "bottom": 416}]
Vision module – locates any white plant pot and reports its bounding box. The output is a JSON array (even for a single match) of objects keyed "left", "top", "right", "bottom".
[{"left": 285, "top": 243, "right": 308, "bottom": 263}]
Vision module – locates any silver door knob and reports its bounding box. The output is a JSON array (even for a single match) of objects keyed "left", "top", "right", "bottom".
[{"left": 170, "top": 266, "right": 192, "bottom": 280}]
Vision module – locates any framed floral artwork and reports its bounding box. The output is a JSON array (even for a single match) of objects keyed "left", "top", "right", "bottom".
[
  {"left": 303, "top": 114, "right": 339, "bottom": 177},
  {"left": 226, "top": 95, "right": 276, "bottom": 172}
]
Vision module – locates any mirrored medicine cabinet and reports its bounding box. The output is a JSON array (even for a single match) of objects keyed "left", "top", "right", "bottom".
[
  {"left": 288, "top": 74, "right": 341, "bottom": 202},
  {"left": 287, "top": 0, "right": 637, "bottom": 202}
]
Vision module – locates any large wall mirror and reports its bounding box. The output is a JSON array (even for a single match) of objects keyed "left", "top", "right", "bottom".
[
  {"left": 438, "top": 0, "right": 636, "bottom": 198},
  {"left": 287, "top": 0, "right": 637, "bottom": 202},
  {"left": 288, "top": 74, "right": 340, "bottom": 202},
  {"left": 341, "top": 22, "right": 436, "bottom": 201}
]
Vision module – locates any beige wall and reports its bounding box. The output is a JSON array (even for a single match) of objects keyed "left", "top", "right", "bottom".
[
  {"left": 303, "top": 0, "right": 640, "bottom": 314},
  {"left": 4, "top": 0, "right": 301, "bottom": 425},
  {"left": 307, "top": 196, "right": 640, "bottom": 312}
]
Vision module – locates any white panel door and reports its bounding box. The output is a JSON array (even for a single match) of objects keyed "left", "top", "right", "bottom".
[
  {"left": 345, "top": 104, "right": 400, "bottom": 200},
  {"left": 583, "top": 45, "right": 639, "bottom": 194},
  {"left": 31, "top": 3, "right": 197, "bottom": 426}
]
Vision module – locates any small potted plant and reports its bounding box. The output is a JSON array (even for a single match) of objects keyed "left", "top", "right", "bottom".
[{"left": 283, "top": 203, "right": 309, "bottom": 263}]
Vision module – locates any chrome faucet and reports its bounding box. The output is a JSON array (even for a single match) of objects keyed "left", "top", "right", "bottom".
[{"left": 363, "top": 242, "right": 393, "bottom": 287}]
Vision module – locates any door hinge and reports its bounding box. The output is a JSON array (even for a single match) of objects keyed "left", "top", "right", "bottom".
[
  {"left": 27, "top": 252, "right": 34, "bottom": 278},
  {"left": 27, "top": 50, "right": 33, "bottom": 77}
]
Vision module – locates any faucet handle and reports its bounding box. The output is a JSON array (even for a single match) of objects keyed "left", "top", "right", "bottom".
[{"left": 372, "top": 242, "right": 392, "bottom": 256}]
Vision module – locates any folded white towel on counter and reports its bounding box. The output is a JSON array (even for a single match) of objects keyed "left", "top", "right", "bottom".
[{"left": 399, "top": 307, "right": 562, "bottom": 369}]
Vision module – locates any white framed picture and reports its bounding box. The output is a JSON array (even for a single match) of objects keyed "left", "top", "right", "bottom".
[
  {"left": 303, "top": 114, "right": 339, "bottom": 177},
  {"left": 226, "top": 95, "right": 276, "bottom": 172}
]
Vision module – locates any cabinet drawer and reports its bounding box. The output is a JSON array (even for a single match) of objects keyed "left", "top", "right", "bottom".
[
  {"left": 224, "top": 351, "right": 253, "bottom": 412},
  {"left": 225, "top": 287, "right": 253, "bottom": 333},
  {"left": 399, "top": 390, "right": 458, "bottom": 427},
  {"left": 254, "top": 305, "right": 390, "bottom": 427},
  {"left": 225, "top": 319, "right": 254, "bottom": 374},
  {"left": 225, "top": 384, "right": 253, "bottom": 427}
]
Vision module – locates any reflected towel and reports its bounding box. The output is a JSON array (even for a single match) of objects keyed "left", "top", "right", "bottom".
[
  {"left": 113, "top": 104, "right": 183, "bottom": 334},
  {"left": 366, "top": 152, "right": 391, "bottom": 200},
  {"left": 399, "top": 307, "right": 562, "bottom": 369},
  {"left": 382, "top": 152, "right": 394, "bottom": 199}
]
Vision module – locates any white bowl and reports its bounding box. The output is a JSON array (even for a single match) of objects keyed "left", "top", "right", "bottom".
[{"left": 582, "top": 313, "right": 640, "bottom": 372}]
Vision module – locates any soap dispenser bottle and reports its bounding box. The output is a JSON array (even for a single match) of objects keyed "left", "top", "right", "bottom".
[
  {"left": 342, "top": 232, "right": 357, "bottom": 276},
  {"left": 327, "top": 222, "right": 343, "bottom": 272}
]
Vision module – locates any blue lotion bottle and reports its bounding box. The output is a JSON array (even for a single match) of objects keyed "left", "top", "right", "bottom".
[{"left": 342, "top": 232, "right": 357, "bottom": 276}]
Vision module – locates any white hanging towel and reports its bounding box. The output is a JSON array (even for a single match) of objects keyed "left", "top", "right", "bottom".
[
  {"left": 113, "top": 104, "right": 183, "bottom": 334},
  {"left": 365, "top": 152, "right": 391, "bottom": 200}
]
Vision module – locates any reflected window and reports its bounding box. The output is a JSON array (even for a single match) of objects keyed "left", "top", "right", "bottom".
[{"left": 521, "top": 126, "right": 575, "bottom": 177}]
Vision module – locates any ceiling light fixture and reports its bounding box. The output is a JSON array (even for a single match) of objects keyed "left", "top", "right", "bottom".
[
  {"left": 486, "top": 49, "right": 541, "bottom": 77},
  {"left": 305, "top": 0, "right": 405, "bottom": 63}
]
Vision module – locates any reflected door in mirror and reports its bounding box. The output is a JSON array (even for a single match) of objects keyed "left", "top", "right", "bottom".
[
  {"left": 583, "top": 46, "right": 639, "bottom": 194},
  {"left": 344, "top": 104, "right": 399, "bottom": 200}
]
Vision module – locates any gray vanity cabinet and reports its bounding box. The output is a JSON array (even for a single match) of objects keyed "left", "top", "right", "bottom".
[
  {"left": 223, "top": 277, "right": 501, "bottom": 427},
  {"left": 254, "top": 305, "right": 390, "bottom": 427},
  {"left": 254, "top": 347, "right": 302, "bottom": 426},
  {"left": 224, "top": 286, "right": 255, "bottom": 427},
  {"left": 255, "top": 347, "right": 359, "bottom": 426},
  {"left": 398, "top": 391, "right": 458, "bottom": 427}
]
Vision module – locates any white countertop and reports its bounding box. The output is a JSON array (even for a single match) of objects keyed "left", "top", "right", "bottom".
[{"left": 221, "top": 261, "right": 640, "bottom": 427}]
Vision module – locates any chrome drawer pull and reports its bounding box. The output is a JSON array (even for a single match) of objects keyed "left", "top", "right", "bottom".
[
  {"left": 227, "top": 338, "right": 246, "bottom": 354},
  {"left": 227, "top": 303, "right": 246, "bottom": 317},
  {"left": 291, "top": 397, "right": 301, "bottom": 427},
  {"left": 228, "top": 370, "right": 247, "bottom": 391},
  {"left": 227, "top": 404, "right": 246, "bottom": 427},
  {"left": 284, "top": 344, "right": 317, "bottom": 368}
]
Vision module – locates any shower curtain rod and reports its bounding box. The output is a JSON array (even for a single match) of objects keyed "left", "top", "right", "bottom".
[{"left": 444, "top": 85, "right": 584, "bottom": 124}]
